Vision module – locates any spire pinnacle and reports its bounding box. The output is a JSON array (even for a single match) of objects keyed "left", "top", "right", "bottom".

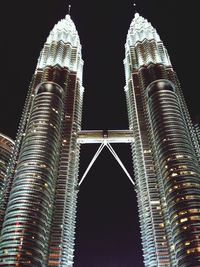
[
  {"left": 68, "top": 4, "right": 71, "bottom": 15},
  {"left": 133, "top": 2, "right": 138, "bottom": 15}
]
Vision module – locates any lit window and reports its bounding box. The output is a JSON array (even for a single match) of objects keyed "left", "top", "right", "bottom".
[
  {"left": 187, "top": 247, "right": 200, "bottom": 254},
  {"left": 180, "top": 218, "right": 188, "bottom": 223},
  {"left": 185, "top": 241, "right": 190, "bottom": 246}
]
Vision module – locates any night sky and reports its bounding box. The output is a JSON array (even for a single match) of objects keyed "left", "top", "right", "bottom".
[{"left": 0, "top": 1, "right": 199, "bottom": 266}]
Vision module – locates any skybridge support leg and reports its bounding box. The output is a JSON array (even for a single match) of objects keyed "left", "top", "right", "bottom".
[
  {"left": 78, "top": 143, "right": 105, "bottom": 187},
  {"left": 77, "top": 129, "right": 135, "bottom": 188}
]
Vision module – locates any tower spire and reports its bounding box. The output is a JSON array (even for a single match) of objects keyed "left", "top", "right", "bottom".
[
  {"left": 133, "top": 2, "right": 138, "bottom": 14},
  {"left": 68, "top": 4, "right": 71, "bottom": 15}
]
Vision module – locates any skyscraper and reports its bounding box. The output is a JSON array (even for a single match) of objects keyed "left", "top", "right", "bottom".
[
  {"left": 0, "top": 14, "right": 84, "bottom": 266},
  {"left": 0, "top": 8, "right": 200, "bottom": 267},
  {"left": 124, "top": 13, "right": 200, "bottom": 267}
]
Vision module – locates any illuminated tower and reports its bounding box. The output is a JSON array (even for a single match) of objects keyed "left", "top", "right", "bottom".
[
  {"left": 124, "top": 13, "right": 200, "bottom": 267},
  {"left": 0, "top": 8, "right": 200, "bottom": 267},
  {"left": 0, "top": 14, "right": 84, "bottom": 267}
]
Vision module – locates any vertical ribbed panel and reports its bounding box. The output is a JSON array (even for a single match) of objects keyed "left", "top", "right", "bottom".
[
  {"left": 147, "top": 80, "right": 200, "bottom": 267},
  {"left": 0, "top": 78, "right": 39, "bottom": 231},
  {"left": 0, "top": 83, "right": 64, "bottom": 266},
  {"left": 125, "top": 82, "right": 156, "bottom": 265},
  {"left": 125, "top": 75, "right": 172, "bottom": 266},
  {"left": 61, "top": 81, "right": 84, "bottom": 267},
  {"left": 167, "top": 69, "right": 200, "bottom": 163},
  {"left": 48, "top": 71, "right": 84, "bottom": 267}
]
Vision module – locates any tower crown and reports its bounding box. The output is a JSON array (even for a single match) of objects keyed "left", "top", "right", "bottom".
[
  {"left": 37, "top": 14, "right": 83, "bottom": 79},
  {"left": 124, "top": 13, "right": 171, "bottom": 72},
  {"left": 127, "top": 13, "right": 160, "bottom": 46},
  {"left": 46, "top": 14, "right": 80, "bottom": 46}
]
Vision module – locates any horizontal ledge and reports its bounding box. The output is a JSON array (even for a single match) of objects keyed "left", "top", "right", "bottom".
[{"left": 77, "top": 130, "right": 134, "bottom": 144}]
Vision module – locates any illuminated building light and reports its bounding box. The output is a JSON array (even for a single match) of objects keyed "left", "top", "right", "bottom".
[{"left": 180, "top": 218, "right": 188, "bottom": 223}]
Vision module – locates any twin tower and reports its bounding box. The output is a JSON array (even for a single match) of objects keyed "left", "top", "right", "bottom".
[{"left": 0, "top": 12, "right": 200, "bottom": 267}]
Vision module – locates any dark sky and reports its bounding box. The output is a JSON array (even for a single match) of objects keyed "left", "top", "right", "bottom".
[{"left": 0, "top": 1, "right": 199, "bottom": 266}]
